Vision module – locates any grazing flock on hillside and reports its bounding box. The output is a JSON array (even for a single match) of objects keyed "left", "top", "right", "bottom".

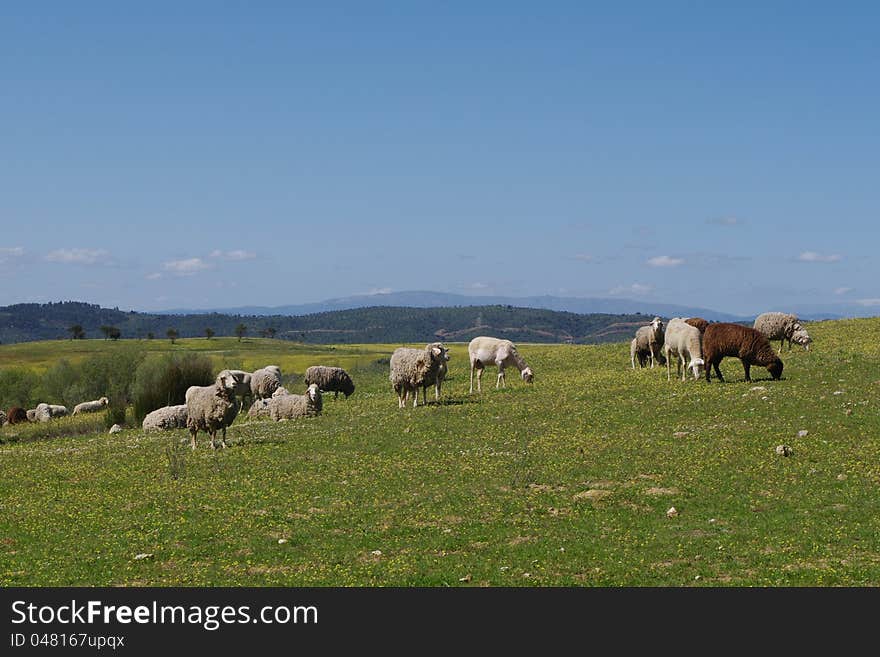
[{"left": 2, "top": 312, "right": 810, "bottom": 447}]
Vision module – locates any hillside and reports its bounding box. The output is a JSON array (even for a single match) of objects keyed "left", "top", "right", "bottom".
[{"left": 0, "top": 301, "right": 663, "bottom": 345}]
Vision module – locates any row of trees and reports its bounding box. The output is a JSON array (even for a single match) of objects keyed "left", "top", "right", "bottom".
[{"left": 67, "top": 323, "right": 277, "bottom": 342}]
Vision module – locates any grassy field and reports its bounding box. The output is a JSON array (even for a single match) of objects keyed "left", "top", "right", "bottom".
[{"left": 1, "top": 319, "right": 879, "bottom": 586}]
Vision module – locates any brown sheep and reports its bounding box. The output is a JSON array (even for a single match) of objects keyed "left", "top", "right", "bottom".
[
  {"left": 684, "top": 317, "right": 709, "bottom": 333},
  {"left": 6, "top": 406, "right": 28, "bottom": 424},
  {"left": 702, "top": 323, "right": 783, "bottom": 383}
]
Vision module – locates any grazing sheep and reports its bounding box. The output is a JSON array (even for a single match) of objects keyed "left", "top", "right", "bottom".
[
  {"left": 684, "top": 317, "right": 709, "bottom": 334},
  {"left": 304, "top": 366, "right": 356, "bottom": 399},
  {"left": 142, "top": 404, "right": 188, "bottom": 431},
  {"left": 631, "top": 338, "right": 667, "bottom": 368},
  {"left": 420, "top": 343, "right": 450, "bottom": 403},
  {"left": 630, "top": 317, "right": 665, "bottom": 369},
  {"left": 268, "top": 383, "right": 323, "bottom": 420},
  {"left": 790, "top": 326, "right": 812, "bottom": 350},
  {"left": 753, "top": 312, "right": 802, "bottom": 353},
  {"left": 73, "top": 396, "right": 109, "bottom": 415},
  {"left": 26, "top": 409, "right": 36, "bottom": 422},
  {"left": 390, "top": 343, "right": 448, "bottom": 407},
  {"left": 185, "top": 370, "right": 241, "bottom": 449},
  {"left": 703, "top": 323, "right": 783, "bottom": 383},
  {"left": 34, "top": 403, "right": 69, "bottom": 422},
  {"left": 663, "top": 318, "right": 705, "bottom": 381},
  {"left": 7, "top": 407, "right": 28, "bottom": 424},
  {"left": 468, "top": 336, "right": 534, "bottom": 393},
  {"left": 250, "top": 365, "right": 282, "bottom": 400}
]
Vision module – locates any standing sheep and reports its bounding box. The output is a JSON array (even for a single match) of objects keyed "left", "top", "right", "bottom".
[
  {"left": 631, "top": 338, "right": 667, "bottom": 368},
  {"left": 390, "top": 343, "right": 448, "bottom": 408},
  {"left": 630, "top": 317, "right": 665, "bottom": 369},
  {"left": 703, "top": 323, "right": 783, "bottom": 383},
  {"left": 420, "top": 343, "right": 450, "bottom": 404},
  {"left": 468, "top": 336, "right": 534, "bottom": 393},
  {"left": 304, "top": 366, "right": 356, "bottom": 399},
  {"left": 663, "top": 318, "right": 705, "bottom": 381},
  {"left": 250, "top": 365, "right": 282, "bottom": 400},
  {"left": 684, "top": 317, "right": 709, "bottom": 334},
  {"left": 73, "top": 396, "right": 109, "bottom": 415},
  {"left": 226, "top": 369, "right": 254, "bottom": 408},
  {"left": 790, "top": 326, "right": 812, "bottom": 350},
  {"left": 185, "top": 370, "right": 241, "bottom": 449},
  {"left": 753, "top": 312, "right": 802, "bottom": 353},
  {"left": 142, "top": 404, "right": 189, "bottom": 431},
  {"left": 268, "top": 384, "right": 323, "bottom": 420}
]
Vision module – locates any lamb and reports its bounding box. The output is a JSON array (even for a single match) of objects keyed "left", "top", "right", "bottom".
[
  {"left": 268, "top": 383, "right": 323, "bottom": 420},
  {"left": 684, "top": 317, "right": 709, "bottom": 333},
  {"left": 250, "top": 365, "right": 282, "bottom": 400},
  {"left": 26, "top": 409, "right": 36, "bottom": 422},
  {"left": 790, "top": 326, "right": 812, "bottom": 350},
  {"left": 73, "top": 396, "right": 109, "bottom": 415},
  {"left": 702, "top": 323, "right": 783, "bottom": 383},
  {"left": 753, "top": 312, "right": 802, "bottom": 353},
  {"left": 34, "top": 403, "right": 69, "bottom": 422},
  {"left": 7, "top": 407, "right": 28, "bottom": 424},
  {"left": 390, "top": 343, "right": 449, "bottom": 407},
  {"left": 468, "top": 336, "right": 534, "bottom": 393},
  {"left": 630, "top": 317, "right": 665, "bottom": 369},
  {"left": 419, "top": 343, "right": 450, "bottom": 403},
  {"left": 185, "top": 369, "right": 241, "bottom": 449},
  {"left": 630, "top": 338, "right": 667, "bottom": 368},
  {"left": 663, "top": 318, "right": 705, "bottom": 381},
  {"left": 304, "top": 366, "right": 356, "bottom": 399},
  {"left": 142, "top": 404, "right": 188, "bottom": 431}
]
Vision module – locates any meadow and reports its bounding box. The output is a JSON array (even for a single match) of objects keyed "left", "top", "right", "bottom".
[{"left": 1, "top": 319, "right": 879, "bottom": 586}]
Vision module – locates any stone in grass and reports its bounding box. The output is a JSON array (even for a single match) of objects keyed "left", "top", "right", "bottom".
[
  {"left": 109, "top": 424, "right": 123, "bottom": 434},
  {"left": 673, "top": 431, "right": 689, "bottom": 438},
  {"left": 775, "top": 445, "right": 793, "bottom": 457},
  {"left": 459, "top": 574, "right": 472, "bottom": 583},
  {"left": 797, "top": 430, "right": 809, "bottom": 438},
  {"left": 666, "top": 507, "right": 678, "bottom": 518},
  {"left": 134, "top": 553, "right": 153, "bottom": 560}
]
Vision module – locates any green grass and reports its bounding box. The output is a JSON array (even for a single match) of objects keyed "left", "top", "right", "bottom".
[{"left": 1, "top": 319, "right": 879, "bottom": 586}]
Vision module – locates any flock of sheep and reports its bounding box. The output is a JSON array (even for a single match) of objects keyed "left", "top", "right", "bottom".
[
  {"left": 630, "top": 311, "right": 812, "bottom": 382},
  {"left": 1, "top": 315, "right": 807, "bottom": 445}
]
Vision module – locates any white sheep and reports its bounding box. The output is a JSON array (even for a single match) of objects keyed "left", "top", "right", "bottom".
[
  {"left": 246, "top": 387, "right": 287, "bottom": 418},
  {"left": 185, "top": 370, "right": 241, "bottom": 449},
  {"left": 268, "top": 383, "right": 322, "bottom": 420},
  {"left": 34, "top": 403, "right": 69, "bottom": 422},
  {"left": 419, "top": 343, "right": 450, "bottom": 404},
  {"left": 142, "top": 404, "right": 188, "bottom": 431},
  {"left": 753, "top": 312, "right": 801, "bottom": 353},
  {"left": 72, "top": 396, "right": 109, "bottom": 415},
  {"left": 304, "top": 366, "right": 356, "bottom": 399},
  {"left": 468, "top": 336, "right": 534, "bottom": 393},
  {"left": 663, "top": 318, "right": 705, "bottom": 381},
  {"left": 250, "top": 365, "right": 282, "bottom": 399},
  {"left": 790, "top": 326, "right": 812, "bottom": 350},
  {"left": 630, "top": 317, "right": 665, "bottom": 369},
  {"left": 226, "top": 369, "right": 254, "bottom": 407},
  {"left": 390, "top": 343, "right": 448, "bottom": 408},
  {"left": 26, "top": 409, "right": 36, "bottom": 422}
]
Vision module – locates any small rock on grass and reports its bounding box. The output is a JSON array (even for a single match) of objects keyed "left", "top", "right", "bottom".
[
  {"left": 775, "top": 445, "right": 793, "bottom": 457},
  {"left": 109, "top": 424, "right": 123, "bottom": 434},
  {"left": 134, "top": 553, "right": 153, "bottom": 560},
  {"left": 666, "top": 507, "right": 678, "bottom": 518},
  {"left": 797, "top": 430, "right": 809, "bottom": 438}
]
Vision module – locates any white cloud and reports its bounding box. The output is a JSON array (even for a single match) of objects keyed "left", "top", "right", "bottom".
[
  {"left": 707, "top": 216, "right": 742, "bottom": 226},
  {"left": 609, "top": 283, "right": 653, "bottom": 296},
  {"left": 366, "top": 287, "right": 392, "bottom": 295},
  {"left": 0, "top": 246, "right": 25, "bottom": 263},
  {"left": 145, "top": 272, "right": 163, "bottom": 280},
  {"left": 467, "top": 282, "right": 490, "bottom": 290},
  {"left": 210, "top": 249, "right": 256, "bottom": 261},
  {"left": 162, "top": 257, "right": 212, "bottom": 275},
  {"left": 856, "top": 298, "right": 880, "bottom": 307},
  {"left": 45, "top": 248, "right": 110, "bottom": 265},
  {"left": 647, "top": 255, "right": 684, "bottom": 267},
  {"left": 798, "top": 251, "right": 842, "bottom": 263},
  {"left": 834, "top": 287, "right": 852, "bottom": 295},
  {"left": 571, "top": 253, "right": 595, "bottom": 262}
]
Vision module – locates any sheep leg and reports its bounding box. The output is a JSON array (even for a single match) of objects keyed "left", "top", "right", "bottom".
[
  {"left": 412, "top": 385, "right": 419, "bottom": 408},
  {"left": 649, "top": 345, "right": 655, "bottom": 369},
  {"left": 435, "top": 381, "right": 441, "bottom": 400},
  {"left": 496, "top": 363, "right": 505, "bottom": 388},
  {"left": 713, "top": 361, "right": 724, "bottom": 382},
  {"left": 743, "top": 361, "right": 751, "bottom": 382},
  {"left": 476, "top": 367, "right": 484, "bottom": 393},
  {"left": 190, "top": 429, "right": 198, "bottom": 450},
  {"left": 220, "top": 426, "right": 228, "bottom": 449},
  {"left": 469, "top": 362, "right": 475, "bottom": 393},
  {"left": 666, "top": 352, "right": 671, "bottom": 381}
]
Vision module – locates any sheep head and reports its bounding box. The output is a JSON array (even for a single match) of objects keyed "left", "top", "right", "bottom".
[
  {"left": 216, "top": 370, "right": 240, "bottom": 392},
  {"left": 522, "top": 367, "right": 534, "bottom": 384},
  {"left": 768, "top": 359, "right": 784, "bottom": 380},
  {"left": 689, "top": 358, "right": 705, "bottom": 380},
  {"left": 306, "top": 383, "right": 321, "bottom": 403}
]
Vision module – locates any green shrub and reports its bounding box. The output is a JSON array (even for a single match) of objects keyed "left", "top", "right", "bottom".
[
  {"left": 131, "top": 353, "right": 214, "bottom": 424},
  {"left": 0, "top": 367, "right": 40, "bottom": 409}
]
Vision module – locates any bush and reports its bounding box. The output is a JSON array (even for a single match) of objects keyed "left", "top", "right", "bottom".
[
  {"left": 131, "top": 353, "right": 214, "bottom": 424},
  {"left": 0, "top": 367, "right": 40, "bottom": 409},
  {"left": 104, "top": 397, "right": 128, "bottom": 430}
]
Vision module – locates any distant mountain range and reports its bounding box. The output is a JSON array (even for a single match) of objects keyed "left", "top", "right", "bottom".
[{"left": 159, "top": 290, "right": 747, "bottom": 321}]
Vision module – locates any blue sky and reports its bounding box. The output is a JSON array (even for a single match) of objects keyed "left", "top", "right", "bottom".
[{"left": 2, "top": 2, "right": 878, "bottom": 315}]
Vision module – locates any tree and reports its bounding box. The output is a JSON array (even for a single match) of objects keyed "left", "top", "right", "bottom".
[
  {"left": 261, "top": 327, "right": 277, "bottom": 339},
  {"left": 235, "top": 323, "right": 247, "bottom": 342},
  {"left": 167, "top": 328, "right": 179, "bottom": 344},
  {"left": 68, "top": 324, "right": 85, "bottom": 340},
  {"left": 204, "top": 327, "right": 215, "bottom": 340},
  {"left": 108, "top": 327, "right": 121, "bottom": 341},
  {"left": 100, "top": 325, "right": 113, "bottom": 340},
  {"left": 146, "top": 332, "right": 155, "bottom": 340}
]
